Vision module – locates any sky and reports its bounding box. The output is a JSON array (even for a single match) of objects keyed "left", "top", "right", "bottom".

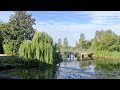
[{"left": 1, "top": 11, "right": 120, "bottom": 47}]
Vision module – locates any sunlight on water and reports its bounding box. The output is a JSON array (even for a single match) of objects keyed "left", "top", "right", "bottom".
[{"left": 1, "top": 58, "right": 120, "bottom": 79}]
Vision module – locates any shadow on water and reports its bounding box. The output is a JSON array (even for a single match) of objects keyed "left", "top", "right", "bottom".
[
  {"left": 0, "top": 66, "right": 57, "bottom": 79},
  {"left": 1, "top": 57, "right": 120, "bottom": 79}
]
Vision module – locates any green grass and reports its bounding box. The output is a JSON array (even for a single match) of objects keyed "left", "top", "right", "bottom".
[
  {"left": 0, "top": 55, "right": 56, "bottom": 69},
  {"left": 93, "top": 50, "right": 120, "bottom": 69},
  {"left": 0, "top": 56, "right": 23, "bottom": 64},
  {"left": 93, "top": 50, "right": 120, "bottom": 60}
]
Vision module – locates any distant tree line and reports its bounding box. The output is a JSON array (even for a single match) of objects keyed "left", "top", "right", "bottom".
[
  {"left": 57, "top": 30, "right": 120, "bottom": 53},
  {"left": 57, "top": 34, "right": 92, "bottom": 50},
  {"left": 92, "top": 30, "right": 120, "bottom": 52},
  {"left": 75, "top": 33, "right": 92, "bottom": 49},
  {"left": 57, "top": 37, "right": 70, "bottom": 50}
]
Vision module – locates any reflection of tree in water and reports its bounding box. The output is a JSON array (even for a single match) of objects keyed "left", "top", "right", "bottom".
[
  {"left": 94, "top": 64, "right": 120, "bottom": 79},
  {"left": 25, "top": 68, "right": 54, "bottom": 79},
  {"left": 95, "top": 64, "right": 120, "bottom": 71},
  {"left": 79, "top": 61, "right": 93, "bottom": 68},
  {"left": 3, "top": 67, "right": 56, "bottom": 79}
]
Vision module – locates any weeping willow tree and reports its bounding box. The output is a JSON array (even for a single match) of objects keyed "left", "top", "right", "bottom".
[
  {"left": 19, "top": 31, "right": 62, "bottom": 67},
  {"left": 19, "top": 40, "right": 31, "bottom": 60}
]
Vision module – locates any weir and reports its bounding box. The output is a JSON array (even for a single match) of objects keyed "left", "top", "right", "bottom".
[{"left": 62, "top": 49, "right": 94, "bottom": 61}]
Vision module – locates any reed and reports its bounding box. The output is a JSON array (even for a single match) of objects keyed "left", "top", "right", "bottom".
[
  {"left": 93, "top": 50, "right": 120, "bottom": 67},
  {"left": 93, "top": 50, "right": 120, "bottom": 60}
]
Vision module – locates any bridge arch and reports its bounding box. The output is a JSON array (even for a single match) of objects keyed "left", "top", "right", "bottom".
[{"left": 62, "top": 49, "right": 94, "bottom": 61}]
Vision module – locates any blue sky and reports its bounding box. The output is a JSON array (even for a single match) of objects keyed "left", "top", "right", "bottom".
[{"left": 1, "top": 11, "right": 120, "bottom": 46}]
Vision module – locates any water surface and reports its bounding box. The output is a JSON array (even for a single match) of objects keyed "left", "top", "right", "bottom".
[{"left": 1, "top": 58, "right": 120, "bottom": 79}]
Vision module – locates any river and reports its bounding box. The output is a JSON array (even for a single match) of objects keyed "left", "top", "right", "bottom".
[{"left": 1, "top": 57, "right": 120, "bottom": 79}]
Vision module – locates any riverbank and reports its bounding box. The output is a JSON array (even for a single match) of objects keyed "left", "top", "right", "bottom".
[
  {"left": 93, "top": 50, "right": 120, "bottom": 66},
  {"left": 1, "top": 59, "right": 120, "bottom": 79}
]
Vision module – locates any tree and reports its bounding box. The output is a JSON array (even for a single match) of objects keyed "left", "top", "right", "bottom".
[
  {"left": 0, "top": 11, "right": 36, "bottom": 55},
  {"left": 0, "top": 22, "right": 11, "bottom": 39},
  {"left": 53, "top": 43, "right": 63, "bottom": 65},
  {"left": 0, "top": 22, "right": 15, "bottom": 54},
  {"left": 63, "top": 37, "right": 69, "bottom": 49},
  {"left": 83, "top": 40, "right": 92, "bottom": 49},
  {"left": 19, "top": 31, "right": 62, "bottom": 66},
  {"left": 92, "top": 29, "right": 119, "bottom": 51},
  {"left": 75, "top": 33, "right": 92, "bottom": 49},
  {"left": 9, "top": 11, "right": 36, "bottom": 40},
  {"left": 75, "top": 41, "right": 79, "bottom": 49},
  {"left": 0, "top": 30, "right": 3, "bottom": 44},
  {"left": 0, "top": 30, "right": 3, "bottom": 54},
  {"left": 57, "top": 38, "right": 62, "bottom": 49},
  {"left": 79, "top": 33, "right": 85, "bottom": 49}
]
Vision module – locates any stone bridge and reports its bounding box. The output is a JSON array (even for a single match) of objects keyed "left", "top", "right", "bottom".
[{"left": 61, "top": 49, "right": 94, "bottom": 61}]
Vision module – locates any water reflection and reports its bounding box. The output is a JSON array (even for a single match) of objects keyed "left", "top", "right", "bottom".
[
  {"left": 79, "top": 60, "right": 93, "bottom": 68},
  {"left": 60, "top": 58, "right": 81, "bottom": 69},
  {"left": 2, "top": 58, "right": 120, "bottom": 79},
  {"left": 1, "top": 67, "right": 56, "bottom": 79},
  {"left": 54, "top": 58, "right": 95, "bottom": 79},
  {"left": 95, "top": 64, "right": 120, "bottom": 71},
  {"left": 55, "top": 58, "right": 120, "bottom": 79}
]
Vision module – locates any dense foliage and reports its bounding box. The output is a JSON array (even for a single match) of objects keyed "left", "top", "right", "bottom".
[
  {"left": 92, "top": 30, "right": 120, "bottom": 52},
  {"left": 63, "top": 37, "right": 69, "bottom": 49},
  {"left": 0, "top": 30, "right": 3, "bottom": 53},
  {"left": 0, "top": 22, "right": 14, "bottom": 54},
  {"left": 0, "top": 11, "right": 35, "bottom": 55},
  {"left": 0, "top": 30, "right": 2, "bottom": 44},
  {"left": 9, "top": 11, "right": 36, "bottom": 40},
  {"left": 57, "top": 38, "right": 62, "bottom": 49},
  {"left": 75, "top": 33, "right": 92, "bottom": 49},
  {"left": 19, "top": 32, "right": 62, "bottom": 66}
]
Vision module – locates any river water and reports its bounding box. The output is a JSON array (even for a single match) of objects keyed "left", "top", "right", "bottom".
[
  {"left": 1, "top": 57, "right": 120, "bottom": 79},
  {"left": 54, "top": 58, "right": 120, "bottom": 79}
]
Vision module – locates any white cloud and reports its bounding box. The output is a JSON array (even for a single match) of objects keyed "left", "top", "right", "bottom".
[
  {"left": 34, "top": 21, "right": 96, "bottom": 33},
  {"left": 86, "top": 11, "right": 120, "bottom": 24},
  {"left": 34, "top": 16, "right": 120, "bottom": 46},
  {"left": 75, "top": 11, "right": 120, "bottom": 25},
  {"left": 34, "top": 20, "right": 97, "bottom": 46}
]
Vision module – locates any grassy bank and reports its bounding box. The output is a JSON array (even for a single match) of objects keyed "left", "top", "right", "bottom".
[
  {"left": 0, "top": 55, "right": 57, "bottom": 79},
  {"left": 0, "top": 55, "right": 57, "bottom": 69},
  {"left": 93, "top": 50, "right": 120, "bottom": 66},
  {"left": 93, "top": 50, "right": 120, "bottom": 60},
  {"left": 0, "top": 55, "right": 23, "bottom": 64},
  {"left": 0, "top": 67, "right": 55, "bottom": 79}
]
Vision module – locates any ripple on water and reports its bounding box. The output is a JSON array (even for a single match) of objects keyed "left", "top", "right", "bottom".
[
  {"left": 55, "top": 65, "right": 95, "bottom": 79},
  {"left": 55, "top": 60, "right": 120, "bottom": 79}
]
